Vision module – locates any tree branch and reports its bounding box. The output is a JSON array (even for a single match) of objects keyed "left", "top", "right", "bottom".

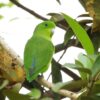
[
  {"left": 55, "top": 39, "right": 82, "bottom": 53},
  {"left": 9, "top": 0, "right": 68, "bottom": 30},
  {"left": 9, "top": 0, "right": 47, "bottom": 21},
  {"left": 37, "top": 76, "right": 79, "bottom": 100},
  {"left": 52, "top": 59, "right": 81, "bottom": 80}
]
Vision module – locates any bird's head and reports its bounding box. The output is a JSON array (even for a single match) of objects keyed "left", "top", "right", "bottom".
[{"left": 34, "top": 21, "right": 56, "bottom": 40}]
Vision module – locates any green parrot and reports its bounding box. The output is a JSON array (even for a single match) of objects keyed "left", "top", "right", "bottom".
[{"left": 24, "top": 21, "right": 55, "bottom": 82}]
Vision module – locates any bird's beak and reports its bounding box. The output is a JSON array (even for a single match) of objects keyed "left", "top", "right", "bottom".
[{"left": 50, "top": 28, "right": 55, "bottom": 37}]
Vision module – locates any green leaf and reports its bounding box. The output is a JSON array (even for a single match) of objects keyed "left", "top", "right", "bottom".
[
  {"left": 79, "top": 95, "right": 100, "bottom": 100},
  {"left": 27, "top": 88, "right": 41, "bottom": 99},
  {"left": 3, "top": 90, "right": 30, "bottom": 100},
  {"left": 77, "top": 13, "right": 90, "bottom": 18},
  {"left": 75, "top": 60, "right": 88, "bottom": 80},
  {"left": 52, "top": 80, "right": 88, "bottom": 92},
  {"left": 0, "top": 2, "right": 13, "bottom": 8},
  {"left": 41, "top": 97, "right": 53, "bottom": 100},
  {"left": 78, "top": 19, "right": 92, "bottom": 27},
  {"left": 75, "top": 59, "right": 84, "bottom": 67},
  {"left": 48, "top": 13, "right": 63, "bottom": 22},
  {"left": 78, "top": 53, "right": 93, "bottom": 69},
  {"left": 0, "top": 90, "right": 5, "bottom": 100},
  {"left": 62, "top": 13, "right": 94, "bottom": 55},
  {"left": 64, "top": 28, "right": 74, "bottom": 45},
  {"left": 7, "top": 2, "right": 13, "bottom": 7},
  {"left": 0, "top": 15, "right": 4, "bottom": 19},
  {"left": 63, "top": 63, "right": 92, "bottom": 75},
  {"left": 63, "top": 80, "right": 88, "bottom": 91},
  {"left": 51, "top": 59, "right": 62, "bottom": 99},
  {"left": 91, "top": 55, "right": 100, "bottom": 79},
  {"left": 0, "top": 80, "right": 9, "bottom": 90},
  {"left": 91, "top": 80, "right": 100, "bottom": 94},
  {"left": 48, "top": 13, "right": 68, "bottom": 30},
  {"left": 52, "top": 59, "right": 62, "bottom": 83},
  {"left": 87, "top": 54, "right": 98, "bottom": 63},
  {"left": 0, "top": 3, "right": 6, "bottom": 8},
  {"left": 52, "top": 82, "right": 67, "bottom": 92},
  {"left": 11, "top": 83, "right": 22, "bottom": 92}
]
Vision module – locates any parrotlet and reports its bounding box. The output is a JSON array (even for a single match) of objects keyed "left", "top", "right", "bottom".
[{"left": 24, "top": 21, "right": 55, "bottom": 82}]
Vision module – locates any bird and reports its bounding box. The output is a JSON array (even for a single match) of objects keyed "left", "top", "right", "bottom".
[{"left": 24, "top": 21, "right": 55, "bottom": 82}]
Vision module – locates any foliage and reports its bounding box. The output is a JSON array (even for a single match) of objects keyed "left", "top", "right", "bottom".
[{"left": 0, "top": 0, "right": 100, "bottom": 100}]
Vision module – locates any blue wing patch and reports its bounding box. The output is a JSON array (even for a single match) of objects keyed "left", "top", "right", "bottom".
[{"left": 29, "top": 58, "right": 35, "bottom": 77}]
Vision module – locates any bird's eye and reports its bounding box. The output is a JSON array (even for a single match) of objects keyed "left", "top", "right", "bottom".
[{"left": 44, "top": 23, "right": 48, "bottom": 27}]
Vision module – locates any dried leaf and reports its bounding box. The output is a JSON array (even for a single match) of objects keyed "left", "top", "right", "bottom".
[
  {"left": 0, "top": 37, "right": 25, "bottom": 84},
  {"left": 80, "top": 0, "right": 100, "bottom": 32}
]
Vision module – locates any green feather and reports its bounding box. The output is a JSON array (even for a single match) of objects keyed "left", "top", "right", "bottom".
[{"left": 24, "top": 21, "right": 55, "bottom": 82}]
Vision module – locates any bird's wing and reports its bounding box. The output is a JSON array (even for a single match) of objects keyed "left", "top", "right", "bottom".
[{"left": 24, "top": 36, "right": 54, "bottom": 80}]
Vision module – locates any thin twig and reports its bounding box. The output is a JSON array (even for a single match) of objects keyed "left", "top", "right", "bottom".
[{"left": 57, "top": 48, "right": 67, "bottom": 62}]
